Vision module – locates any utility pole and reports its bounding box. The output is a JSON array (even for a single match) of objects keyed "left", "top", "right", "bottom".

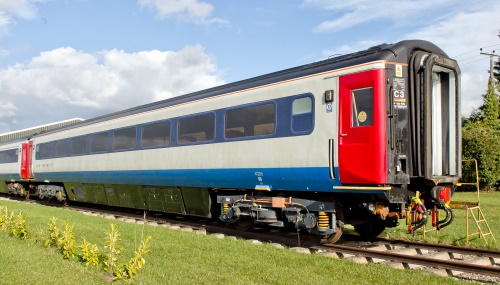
[{"left": 480, "top": 48, "right": 498, "bottom": 82}]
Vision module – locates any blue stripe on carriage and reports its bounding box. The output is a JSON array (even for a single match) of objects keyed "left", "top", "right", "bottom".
[
  {"left": 2, "top": 167, "right": 385, "bottom": 194},
  {"left": 0, "top": 173, "right": 21, "bottom": 181}
]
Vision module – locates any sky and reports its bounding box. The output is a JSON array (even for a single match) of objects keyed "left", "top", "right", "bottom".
[{"left": 0, "top": 0, "right": 499, "bottom": 134}]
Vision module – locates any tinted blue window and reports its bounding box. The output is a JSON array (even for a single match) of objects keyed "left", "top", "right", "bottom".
[
  {"left": 142, "top": 121, "right": 171, "bottom": 147},
  {"left": 71, "top": 136, "right": 86, "bottom": 155},
  {"left": 178, "top": 113, "right": 215, "bottom": 144},
  {"left": 38, "top": 142, "right": 54, "bottom": 159},
  {"left": 225, "top": 103, "right": 275, "bottom": 138},
  {"left": 0, "top": 149, "right": 18, "bottom": 163},
  {"left": 90, "top": 132, "right": 109, "bottom": 153},
  {"left": 113, "top": 127, "right": 137, "bottom": 150},
  {"left": 55, "top": 139, "right": 70, "bottom": 157}
]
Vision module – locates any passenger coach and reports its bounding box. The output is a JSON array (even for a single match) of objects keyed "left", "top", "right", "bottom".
[{"left": 0, "top": 40, "right": 461, "bottom": 242}]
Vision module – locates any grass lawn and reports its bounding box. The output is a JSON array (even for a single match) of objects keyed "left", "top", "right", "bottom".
[
  {"left": 384, "top": 191, "right": 500, "bottom": 249},
  {"left": 0, "top": 194, "right": 492, "bottom": 285}
]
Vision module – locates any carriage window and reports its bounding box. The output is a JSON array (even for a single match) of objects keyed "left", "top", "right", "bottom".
[
  {"left": 178, "top": 113, "right": 215, "bottom": 144},
  {"left": 39, "top": 142, "right": 54, "bottom": 159},
  {"left": 0, "top": 149, "right": 18, "bottom": 163},
  {"left": 113, "top": 127, "right": 137, "bottom": 150},
  {"left": 55, "top": 139, "right": 70, "bottom": 157},
  {"left": 225, "top": 103, "right": 275, "bottom": 138},
  {"left": 142, "top": 121, "right": 171, "bottom": 147},
  {"left": 351, "top": 87, "right": 373, "bottom": 127},
  {"left": 71, "top": 136, "right": 87, "bottom": 155},
  {"left": 292, "top": 97, "right": 312, "bottom": 115},
  {"left": 292, "top": 96, "right": 313, "bottom": 133},
  {"left": 90, "top": 132, "right": 109, "bottom": 153}
]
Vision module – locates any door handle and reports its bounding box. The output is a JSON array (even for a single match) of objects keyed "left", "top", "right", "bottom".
[{"left": 340, "top": 134, "right": 347, "bottom": 137}]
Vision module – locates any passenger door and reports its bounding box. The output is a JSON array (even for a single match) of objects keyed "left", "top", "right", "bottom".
[
  {"left": 20, "top": 141, "right": 33, "bottom": 179},
  {"left": 338, "top": 69, "right": 386, "bottom": 184}
]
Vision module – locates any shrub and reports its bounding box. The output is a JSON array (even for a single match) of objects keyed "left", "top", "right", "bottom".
[
  {"left": 58, "top": 221, "right": 76, "bottom": 259},
  {"left": 103, "top": 223, "right": 122, "bottom": 276},
  {"left": 44, "top": 217, "right": 60, "bottom": 247},
  {"left": 9, "top": 210, "right": 29, "bottom": 240},
  {"left": 118, "top": 236, "right": 152, "bottom": 280},
  {"left": 79, "top": 238, "right": 101, "bottom": 266}
]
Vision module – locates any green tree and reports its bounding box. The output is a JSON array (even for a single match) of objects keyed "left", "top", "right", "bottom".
[
  {"left": 462, "top": 124, "right": 500, "bottom": 190},
  {"left": 462, "top": 80, "right": 500, "bottom": 190},
  {"left": 494, "top": 57, "right": 500, "bottom": 83},
  {"left": 482, "top": 79, "right": 500, "bottom": 122}
]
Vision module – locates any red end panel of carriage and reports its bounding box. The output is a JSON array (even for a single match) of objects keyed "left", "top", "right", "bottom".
[
  {"left": 338, "top": 69, "right": 387, "bottom": 184},
  {"left": 20, "top": 141, "right": 33, "bottom": 179}
]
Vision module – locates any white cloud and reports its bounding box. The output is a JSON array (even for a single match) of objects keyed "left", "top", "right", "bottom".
[
  {"left": 0, "top": 0, "right": 43, "bottom": 20},
  {"left": 0, "top": 11, "right": 12, "bottom": 26},
  {"left": 0, "top": 102, "right": 18, "bottom": 134},
  {"left": 138, "top": 0, "right": 226, "bottom": 24},
  {"left": 0, "top": 45, "right": 225, "bottom": 133},
  {"left": 0, "top": 102, "right": 18, "bottom": 118},
  {"left": 304, "top": 0, "right": 458, "bottom": 33},
  {"left": 0, "top": 0, "right": 45, "bottom": 25},
  {"left": 0, "top": 0, "right": 47, "bottom": 39},
  {"left": 406, "top": 1, "right": 500, "bottom": 117}
]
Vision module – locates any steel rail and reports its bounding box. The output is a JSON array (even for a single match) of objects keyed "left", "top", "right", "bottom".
[
  {"left": 343, "top": 234, "right": 500, "bottom": 259},
  {"left": 312, "top": 244, "right": 500, "bottom": 277},
  {"left": 377, "top": 238, "right": 500, "bottom": 259}
]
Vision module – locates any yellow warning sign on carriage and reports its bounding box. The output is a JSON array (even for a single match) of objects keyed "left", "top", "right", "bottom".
[{"left": 396, "top": 65, "right": 402, "bottom": 77}]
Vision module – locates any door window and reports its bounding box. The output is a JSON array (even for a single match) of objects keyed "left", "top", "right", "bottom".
[{"left": 351, "top": 87, "right": 373, "bottom": 127}]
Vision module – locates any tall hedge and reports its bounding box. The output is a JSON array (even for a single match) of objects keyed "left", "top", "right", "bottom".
[{"left": 462, "top": 122, "right": 500, "bottom": 190}]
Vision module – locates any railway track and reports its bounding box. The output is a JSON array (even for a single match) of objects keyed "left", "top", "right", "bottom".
[
  {"left": 2, "top": 195, "right": 500, "bottom": 283},
  {"left": 316, "top": 243, "right": 500, "bottom": 281}
]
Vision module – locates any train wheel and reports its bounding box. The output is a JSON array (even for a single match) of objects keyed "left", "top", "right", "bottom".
[
  {"left": 320, "top": 227, "right": 343, "bottom": 244},
  {"left": 234, "top": 218, "right": 254, "bottom": 232},
  {"left": 354, "top": 219, "right": 386, "bottom": 238}
]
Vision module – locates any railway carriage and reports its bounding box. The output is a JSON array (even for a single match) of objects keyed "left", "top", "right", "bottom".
[{"left": 0, "top": 40, "right": 461, "bottom": 241}]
